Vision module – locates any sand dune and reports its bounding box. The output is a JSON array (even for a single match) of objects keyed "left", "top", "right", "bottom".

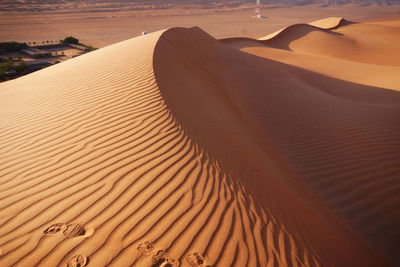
[
  {"left": 0, "top": 16, "right": 399, "bottom": 267},
  {"left": 258, "top": 17, "right": 348, "bottom": 40},
  {"left": 222, "top": 17, "right": 400, "bottom": 90},
  {"left": 308, "top": 17, "right": 352, "bottom": 29},
  {"left": 241, "top": 17, "right": 400, "bottom": 66}
]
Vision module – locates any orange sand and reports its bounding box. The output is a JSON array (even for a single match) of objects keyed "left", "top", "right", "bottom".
[{"left": 0, "top": 16, "right": 399, "bottom": 267}]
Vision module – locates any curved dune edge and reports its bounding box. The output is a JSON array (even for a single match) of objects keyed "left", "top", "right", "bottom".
[
  {"left": 258, "top": 17, "right": 351, "bottom": 41},
  {"left": 219, "top": 17, "right": 352, "bottom": 48},
  {"left": 308, "top": 17, "right": 353, "bottom": 30},
  {"left": 153, "top": 26, "right": 397, "bottom": 266},
  {"left": 219, "top": 37, "right": 400, "bottom": 91},
  {"left": 0, "top": 21, "right": 398, "bottom": 267},
  {"left": 220, "top": 17, "right": 400, "bottom": 90}
]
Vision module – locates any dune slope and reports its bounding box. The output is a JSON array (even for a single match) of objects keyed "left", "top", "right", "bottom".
[
  {"left": 0, "top": 18, "right": 399, "bottom": 267},
  {"left": 221, "top": 18, "right": 400, "bottom": 265},
  {"left": 0, "top": 27, "right": 322, "bottom": 267},
  {"left": 222, "top": 18, "right": 400, "bottom": 90},
  {"left": 154, "top": 26, "right": 400, "bottom": 266},
  {"left": 249, "top": 17, "right": 400, "bottom": 67}
]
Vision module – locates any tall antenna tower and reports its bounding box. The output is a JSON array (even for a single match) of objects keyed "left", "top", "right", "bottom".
[{"left": 255, "top": 0, "right": 261, "bottom": 18}]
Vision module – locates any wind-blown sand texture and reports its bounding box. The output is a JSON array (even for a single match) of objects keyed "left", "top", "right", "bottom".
[{"left": 0, "top": 16, "right": 399, "bottom": 266}]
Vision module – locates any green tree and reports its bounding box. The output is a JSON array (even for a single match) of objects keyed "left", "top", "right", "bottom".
[
  {"left": 1, "top": 61, "right": 14, "bottom": 70},
  {"left": 14, "top": 62, "right": 27, "bottom": 73},
  {"left": 0, "top": 41, "right": 27, "bottom": 52},
  {"left": 0, "top": 69, "right": 5, "bottom": 80},
  {"left": 63, "top": 36, "right": 79, "bottom": 45}
]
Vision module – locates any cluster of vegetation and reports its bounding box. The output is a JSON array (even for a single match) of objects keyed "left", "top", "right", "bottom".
[
  {"left": 26, "top": 40, "right": 59, "bottom": 46},
  {"left": 0, "top": 60, "right": 27, "bottom": 80},
  {"left": 78, "top": 43, "right": 97, "bottom": 52},
  {"left": 0, "top": 36, "right": 97, "bottom": 81},
  {"left": 60, "top": 36, "right": 97, "bottom": 51},
  {"left": 0, "top": 42, "right": 27, "bottom": 52},
  {"left": 15, "top": 62, "right": 27, "bottom": 73},
  {"left": 33, "top": 52, "right": 52, "bottom": 59},
  {"left": 60, "top": 36, "right": 79, "bottom": 45},
  {"left": 1, "top": 56, "right": 22, "bottom": 61}
]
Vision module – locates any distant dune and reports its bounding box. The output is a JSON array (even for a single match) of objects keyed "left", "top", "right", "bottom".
[
  {"left": 258, "top": 17, "right": 350, "bottom": 40},
  {"left": 0, "top": 16, "right": 399, "bottom": 267},
  {"left": 222, "top": 17, "right": 400, "bottom": 89}
]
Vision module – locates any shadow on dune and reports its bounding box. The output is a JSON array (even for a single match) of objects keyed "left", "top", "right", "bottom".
[
  {"left": 309, "top": 17, "right": 357, "bottom": 29},
  {"left": 222, "top": 24, "right": 344, "bottom": 51},
  {"left": 153, "top": 26, "right": 399, "bottom": 266},
  {"left": 262, "top": 24, "right": 344, "bottom": 51},
  {"left": 221, "top": 18, "right": 356, "bottom": 51},
  {"left": 327, "top": 18, "right": 357, "bottom": 30}
]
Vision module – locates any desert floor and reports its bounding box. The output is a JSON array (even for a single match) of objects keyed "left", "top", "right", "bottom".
[{"left": 0, "top": 5, "right": 399, "bottom": 47}]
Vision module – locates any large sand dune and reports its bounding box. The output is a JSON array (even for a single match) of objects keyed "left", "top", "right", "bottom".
[
  {"left": 0, "top": 17, "right": 399, "bottom": 267},
  {"left": 222, "top": 17, "right": 400, "bottom": 90}
]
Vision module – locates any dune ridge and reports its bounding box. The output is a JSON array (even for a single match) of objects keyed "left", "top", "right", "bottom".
[
  {"left": 258, "top": 17, "right": 350, "bottom": 41},
  {"left": 154, "top": 26, "right": 399, "bottom": 266},
  {"left": 0, "top": 28, "right": 320, "bottom": 267},
  {"left": 0, "top": 17, "right": 399, "bottom": 267},
  {"left": 222, "top": 17, "right": 400, "bottom": 90},
  {"left": 218, "top": 18, "right": 400, "bottom": 265}
]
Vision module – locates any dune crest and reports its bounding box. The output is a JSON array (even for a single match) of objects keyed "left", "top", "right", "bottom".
[
  {"left": 1, "top": 17, "right": 399, "bottom": 267},
  {"left": 309, "top": 17, "right": 353, "bottom": 29},
  {"left": 222, "top": 17, "right": 400, "bottom": 90},
  {"left": 258, "top": 17, "right": 351, "bottom": 41}
]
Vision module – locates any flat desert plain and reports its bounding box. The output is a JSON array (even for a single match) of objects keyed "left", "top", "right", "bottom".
[
  {"left": 0, "top": 4, "right": 400, "bottom": 267},
  {"left": 1, "top": 5, "right": 400, "bottom": 47}
]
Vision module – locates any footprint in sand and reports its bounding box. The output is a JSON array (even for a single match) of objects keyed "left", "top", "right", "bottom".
[
  {"left": 66, "top": 254, "right": 88, "bottom": 267},
  {"left": 186, "top": 252, "right": 206, "bottom": 266},
  {"left": 151, "top": 250, "right": 179, "bottom": 267},
  {"left": 44, "top": 223, "right": 67, "bottom": 235},
  {"left": 137, "top": 241, "right": 155, "bottom": 256},
  {"left": 63, "top": 223, "right": 86, "bottom": 238}
]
